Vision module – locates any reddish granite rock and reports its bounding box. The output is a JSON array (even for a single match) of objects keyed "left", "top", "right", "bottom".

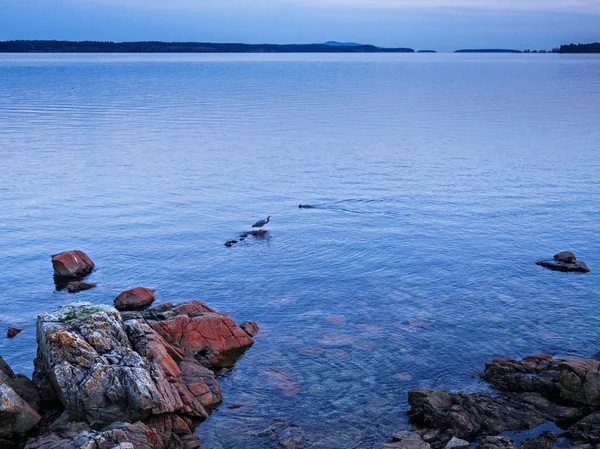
[
  {"left": 51, "top": 250, "right": 95, "bottom": 279},
  {"left": 66, "top": 281, "right": 97, "bottom": 293},
  {"left": 114, "top": 288, "right": 156, "bottom": 311},
  {"left": 139, "top": 301, "right": 253, "bottom": 357},
  {"left": 555, "top": 251, "right": 577, "bottom": 264},
  {"left": 7, "top": 327, "right": 22, "bottom": 338}
]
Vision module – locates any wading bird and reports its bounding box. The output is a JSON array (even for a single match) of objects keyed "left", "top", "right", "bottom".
[{"left": 252, "top": 215, "right": 273, "bottom": 230}]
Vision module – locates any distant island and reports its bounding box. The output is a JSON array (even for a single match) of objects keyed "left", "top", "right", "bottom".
[
  {"left": 418, "top": 50, "right": 437, "bottom": 53},
  {"left": 556, "top": 42, "right": 600, "bottom": 53},
  {"left": 455, "top": 49, "right": 522, "bottom": 53},
  {"left": 0, "top": 40, "right": 414, "bottom": 53}
]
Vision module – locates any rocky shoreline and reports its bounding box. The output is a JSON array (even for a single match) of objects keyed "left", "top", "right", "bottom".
[{"left": 1, "top": 250, "right": 259, "bottom": 448}]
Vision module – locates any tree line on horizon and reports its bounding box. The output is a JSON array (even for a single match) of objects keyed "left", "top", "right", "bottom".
[{"left": 0, "top": 40, "right": 598, "bottom": 54}]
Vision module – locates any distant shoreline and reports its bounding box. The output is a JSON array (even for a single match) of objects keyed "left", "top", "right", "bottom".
[{"left": 0, "top": 40, "right": 415, "bottom": 53}]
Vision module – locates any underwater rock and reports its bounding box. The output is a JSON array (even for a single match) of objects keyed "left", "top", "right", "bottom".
[
  {"left": 7, "top": 327, "right": 22, "bottom": 338},
  {"left": 65, "top": 281, "right": 97, "bottom": 293},
  {"left": 51, "top": 250, "right": 95, "bottom": 279},
  {"left": 114, "top": 287, "right": 156, "bottom": 311},
  {"left": 536, "top": 251, "right": 590, "bottom": 273}
]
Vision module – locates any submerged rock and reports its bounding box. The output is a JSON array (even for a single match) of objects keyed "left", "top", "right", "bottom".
[
  {"left": 114, "top": 287, "right": 156, "bottom": 311},
  {"left": 65, "top": 281, "right": 97, "bottom": 293},
  {"left": 51, "top": 250, "right": 95, "bottom": 279},
  {"left": 536, "top": 251, "right": 590, "bottom": 273}
]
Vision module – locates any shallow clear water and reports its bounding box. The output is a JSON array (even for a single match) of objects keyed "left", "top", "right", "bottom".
[{"left": 1, "top": 53, "right": 599, "bottom": 448}]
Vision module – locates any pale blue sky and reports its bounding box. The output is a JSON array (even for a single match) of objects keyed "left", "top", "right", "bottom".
[{"left": 0, "top": 0, "right": 598, "bottom": 51}]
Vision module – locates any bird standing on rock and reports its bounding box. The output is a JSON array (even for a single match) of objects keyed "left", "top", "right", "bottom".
[{"left": 252, "top": 216, "right": 273, "bottom": 230}]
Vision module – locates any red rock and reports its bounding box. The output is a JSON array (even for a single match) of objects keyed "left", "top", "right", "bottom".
[
  {"left": 228, "top": 403, "right": 243, "bottom": 409},
  {"left": 7, "top": 327, "right": 22, "bottom": 338},
  {"left": 240, "top": 321, "right": 260, "bottom": 337},
  {"left": 51, "top": 250, "right": 95, "bottom": 278},
  {"left": 114, "top": 287, "right": 156, "bottom": 311}
]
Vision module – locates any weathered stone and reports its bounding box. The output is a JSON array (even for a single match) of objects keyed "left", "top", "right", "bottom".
[
  {"left": 7, "top": 327, "right": 22, "bottom": 338},
  {"left": 477, "top": 436, "right": 514, "bottom": 449},
  {"left": 114, "top": 288, "right": 156, "bottom": 312},
  {"left": 128, "top": 300, "right": 254, "bottom": 364},
  {"left": 484, "top": 355, "right": 600, "bottom": 407},
  {"left": 66, "top": 281, "right": 97, "bottom": 293},
  {"left": 385, "top": 431, "right": 430, "bottom": 449},
  {"left": 519, "top": 431, "right": 558, "bottom": 449},
  {"left": 408, "top": 389, "right": 586, "bottom": 441},
  {"left": 240, "top": 321, "right": 260, "bottom": 337},
  {"left": 34, "top": 303, "right": 221, "bottom": 429},
  {"left": 0, "top": 356, "right": 41, "bottom": 442},
  {"left": 445, "top": 436, "right": 469, "bottom": 449},
  {"left": 567, "top": 411, "right": 600, "bottom": 443},
  {"left": 51, "top": 250, "right": 95, "bottom": 279}
]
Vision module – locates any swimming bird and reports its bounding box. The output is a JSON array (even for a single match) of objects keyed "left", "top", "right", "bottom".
[{"left": 252, "top": 216, "right": 273, "bottom": 230}]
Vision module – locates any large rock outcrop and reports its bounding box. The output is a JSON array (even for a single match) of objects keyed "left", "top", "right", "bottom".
[{"left": 33, "top": 303, "right": 222, "bottom": 429}]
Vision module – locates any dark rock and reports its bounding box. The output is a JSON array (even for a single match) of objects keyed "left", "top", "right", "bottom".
[
  {"left": 51, "top": 250, "right": 95, "bottom": 279},
  {"left": 114, "top": 287, "right": 156, "bottom": 311},
  {"left": 445, "top": 437, "right": 469, "bottom": 449},
  {"left": 536, "top": 252, "right": 590, "bottom": 273},
  {"left": 536, "top": 260, "right": 590, "bottom": 273},
  {"left": 408, "top": 389, "right": 585, "bottom": 442},
  {"left": 519, "top": 431, "right": 558, "bottom": 449},
  {"left": 554, "top": 251, "right": 577, "bottom": 263},
  {"left": 477, "top": 436, "right": 514, "bottom": 449},
  {"left": 248, "top": 230, "right": 268, "bottom": 237},
  {"left": 566, "top": 411, "right": 600, "bottom": 443},
  {"left": 65, "top": 281, "right": 97, "bottom": 293},
  {"left": 224, "top": 240, "right": 238, "bottom": 247},
  {"left": 0, "top": 356, "right": 41, "bottom": 442},
  {"left": 7, "top": 327, "right": 22, "bottom": 338},
  {"left": 240, "top": 321, "right": 260, "bottom": 337},
  {"left": 385, "top": 431, "right": 430, "bottom": 449},
  {"left": 228, "top": 403, "right": 243, "bottom": 409},
  {"left": 484, "top": 355, "right": 600, "bottom": 407},
  {"left": 298, "top": 204, "right": 314, "bottom": 209}
]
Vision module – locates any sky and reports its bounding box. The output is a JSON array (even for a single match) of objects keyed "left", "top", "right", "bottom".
[{"left": 0, "top": 0, "right": 598, "bottom": 51}]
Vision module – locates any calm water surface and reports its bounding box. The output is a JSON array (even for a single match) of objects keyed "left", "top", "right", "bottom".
[{"left": 1, "top": 53, "right": 599, "bottom": 448}]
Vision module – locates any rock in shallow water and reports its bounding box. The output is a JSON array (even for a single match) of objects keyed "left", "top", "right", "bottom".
[
  {"left": 7, "top": 327, "right": 22, "bottom": 338},
  {"left": 536, "top": 251, "right": 590, "bottom": 273},
  {"left": 51, "top": 250, "right": 95, "bottom": 279},
  {"left": 65, "top": 281, "right": 97, "bottom": 293},
  {"left": 114, "top": 287, "right": 156, "bottom": 311}
]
